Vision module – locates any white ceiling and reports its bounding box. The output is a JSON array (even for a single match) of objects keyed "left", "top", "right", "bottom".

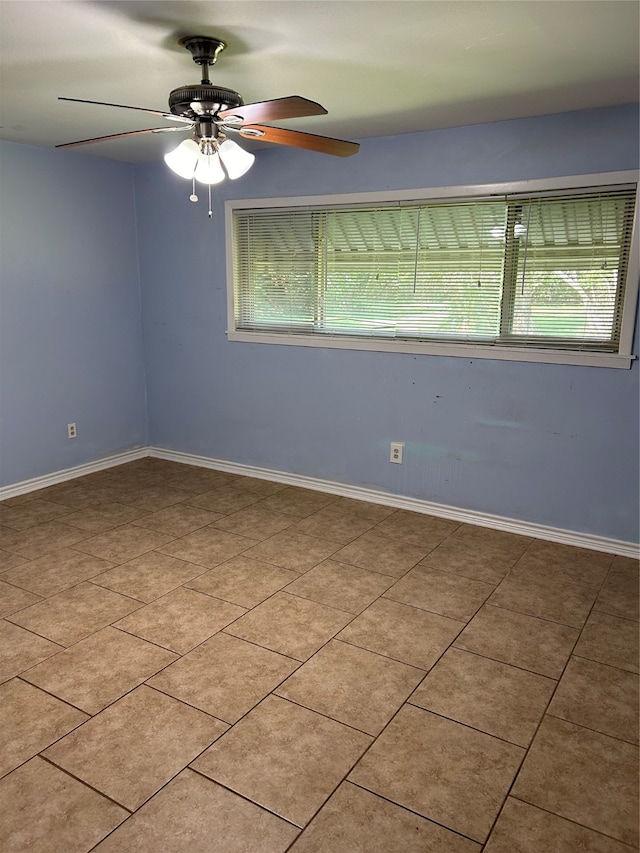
[{"left": 1, "top": 0, "right": 638, "bottom": 163}]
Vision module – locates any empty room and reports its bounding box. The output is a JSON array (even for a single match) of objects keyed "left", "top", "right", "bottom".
[{"left": 0, "top": 1, "right": 638, "bottom": 851}]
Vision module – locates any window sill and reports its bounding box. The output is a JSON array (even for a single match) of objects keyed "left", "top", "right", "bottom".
[{"left": 227, "top": 330, "right": 635, "bottom": 368}]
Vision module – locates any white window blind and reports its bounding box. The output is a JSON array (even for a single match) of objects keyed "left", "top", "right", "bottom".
[{"left": 232, "top": 185, "right": 636, "bottom": 355}]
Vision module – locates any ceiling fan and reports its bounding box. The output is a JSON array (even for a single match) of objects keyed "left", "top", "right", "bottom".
[{"left": 57, "top": 35, "right": 359, "bottom": 214}]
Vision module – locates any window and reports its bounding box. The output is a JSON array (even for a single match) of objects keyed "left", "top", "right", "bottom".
[{"left": 227, "top": 174, "right": 639, "bottom": 367}]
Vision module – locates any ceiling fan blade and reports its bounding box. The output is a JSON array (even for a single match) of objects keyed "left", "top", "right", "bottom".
[
  {"left": 238, "top": 125, "right": 359, "bottom": 157},
  {"left": 218, "top": 96, "right": 327, "bottom": 125},
  {"left": 59, "top": 97, "right": 193, "bottom": 125},
  {"left": 56, "top": 126, "right": 190, "bottom": 149}
]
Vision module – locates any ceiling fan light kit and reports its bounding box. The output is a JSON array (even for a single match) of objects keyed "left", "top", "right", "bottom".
[
  {"left": 57, "top": 35, "right": 359, "bottom": 218},
  {"left": 163, "top": 136, "right": 255, "bottom": 183}
]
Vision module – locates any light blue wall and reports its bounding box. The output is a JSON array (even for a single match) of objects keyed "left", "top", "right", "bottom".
[
  {"left": 0, "top": 141, "right": 147, "bottom": 485},
  {"left": 135, "top": 104, "right": 639, "bottom": 543}
]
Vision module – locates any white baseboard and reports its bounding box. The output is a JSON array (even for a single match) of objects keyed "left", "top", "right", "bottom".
[
  {"left": 0, "top": 448, "right": 148, "bottom": 501},
  {"left": 1, "top": 445, "right": 637, "bottom": 558},
  {"left": 147, "top": 447, "right": 639, "bottom": 559}
]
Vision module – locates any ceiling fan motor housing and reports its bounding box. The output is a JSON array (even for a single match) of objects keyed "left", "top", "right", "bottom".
[{"left": 168, "top": 84, "right": 244, "bottom": 119}]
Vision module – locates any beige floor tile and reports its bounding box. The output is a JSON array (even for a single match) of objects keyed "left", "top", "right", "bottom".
[
  {"left": 0, "top": 498, "right": 71, "bottom": 531},
  {"left": 276, "top": 639, "right": 424, "bottom": 735},
  {"left": 333, "top": 531, "right": 427, "bottom": 577},
  {"left": 454, "top": 605, "right": 579, "bottom": 678},
  {"left": 7, "top": 582, "right": 141, "bottom": 646},
  {"left": 187, "top": 485, "right": 263, "bottom": 514},
  {"left": 374, "top": 510, "right": 459, "bottom": 549},
  {"left": 225, "top": 591, "right": 352, "bottom": 660},
  {"left": 1, "top": 490, "right": 52, "bottom": 507},
  {"left": 0, "top": 521, "right": 90, "bottom": 559},
  {"left": 385, "top": 566, "right": 494, "bottom": 621},
  {"left": 0, "top": 679, "right": 88, "bottom": 777},
  {"left": 186, "top": 555, "right": 299, "bottom": 608},
  {"left": 0, "top": 620, "right": 63, "bottom": 683},
  {"left": 192, "top": 695, "right": 371, "bottom": 827},
  {"left": 450, "top": 523, "right": 532, "bottom": 552},
  {"left": 163, "top": 467, "right": 237, "bottom": 493},
  {"left": 511, "top": 540, "right": 612, "bottom": 588},
  {"left": 243, "top": 530, "right": 342, "bottom": 572},
  {"left": 0, "top": 757, "right": 127, "bottom": 853},
  {"left": 91, "top": 551, "right": 208, "bottom": 602},
  {"left": 288, "top": 507, "right": 376, "bottom": 545},
  {"left": 157, "top": 526, "right": 259, "bottom": 568},
  {"left": 0, "top": 580, "right": 41, "bottom": 618},
  {"left": 43, "top": 481, "right": 124, "bottom": 510},
  {"left": 212, "top": 504, "right": 297, "bottom": 540},
  {"left": 484, "top": 797, "right": 633, "bottom": 853},
  {"left": 72, "top": 524, "right": 175, "bottom": 563},
  {"left": 22, "top": 626, "right": 177, "bottom": 714},
  {"left": 115, "top": 587, "right": 245, "bottom": 654},
  {"left": 338, "top": 597, "right": 465, "bottom": 669},
  {"left": 58, "top": 501, "right": 149, "bottom": 533},
  {"left": 257, "top": 486, "right": 338, "bottom": 518},
  {"left": 93, "top": 770, "right": 298, "bottom": 853},
  {"left": 0, "top": 526, "right": 22, "bottom": 550},
  {"left": 0, "top": 549, "right": 28, "bottom": 572},
  {"left": 548, "top": 656, "right": 639, "bottom": 743},
  {"left": 133, "top": 504, "right": 223, "bottom": 538},
  {"left": 573, "top": 611, "right": 639, "bottom": 673},
  {"left": 410, "top": 647, "right": 555, "bottom": 746},
  {"left": 611, "top": 554, "right": 639, "bottom": 573},
  {"left": 149, "top": 632, "right": 298, "bottom": 722},
  {"left": 290, "top": 781, "right": 480, "bottom": 853},
  {"left": 284, "top": 559, "right": 394, "bottom": 613},
  {"left": 488, "top": 573, "right": 597, "bottom": 628},
  {"left": 1, "top": 548, "right": 114, "bottom": 597},
  {"left": 44, "top": 685, "right": 226, "bottom": 810},
  {"left": 512, "top": 715, "right": 639, "bottom": 846},
  {"left": 594, "top": 561, "right": 639, "bottom": 622},
  {"left": 420, "top": 525, "right": 532, "bottom": 584},
  {"left": 349, "top": 704, "right": 524, "bottom": 843},
  {"left": 231, "top": 475, "right": 289, "bottom": 496},
  {"left": 117, "top": 485, "right": 193, "bottom": 512},
  {"left": 3, "top": 462, "right": 636, "bottom": 851},
  {"left": 328, "top": 496, "right": 396, "bottom": 522}
]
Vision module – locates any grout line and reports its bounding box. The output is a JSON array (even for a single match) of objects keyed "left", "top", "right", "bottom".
[
  {"left": 570, "top": 651, "right": 639, "bottom": 675},
  {"left": 507, "top": 795, "right": 640, "bottom": 848},
  {"left": 341, "top": 779, "right": 484, "bottom": 848},
  {"left": 187, "top": 765, "right": 304, "bottom": 830},
  {"left": 544, "top": 710, "right": 639, "bottom": 747},
  {"left": 14, "top": 675, "right": 91, "bottom": 717},
  {"left": 448, "top": 644, "right": 560, "bottom": 680},
  {"left": 38, "top": 753, "right": 134, "bottom": 813}
]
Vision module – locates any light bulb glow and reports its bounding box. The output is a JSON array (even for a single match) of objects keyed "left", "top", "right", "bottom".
[
  {"left": 194, "top": 151, "right": 225, "bottom": 185},
  {"left": 218, "top": 139, "right": 255, "bottom": 179},
  {"left": 164, "top": 139, "right": 199, "bottom": 179}
]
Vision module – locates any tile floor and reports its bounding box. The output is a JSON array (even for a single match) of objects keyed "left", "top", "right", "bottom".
[{"left": 0, "top": 457, "right": 638, "bottom": 852}]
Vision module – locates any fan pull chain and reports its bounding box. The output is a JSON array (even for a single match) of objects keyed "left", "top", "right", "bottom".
[
  {"left": 190, "top": 177, "right": 198, "bottom": 203},
  {"left": 208, "top": 181, "right": 212, "bottom": 218}
]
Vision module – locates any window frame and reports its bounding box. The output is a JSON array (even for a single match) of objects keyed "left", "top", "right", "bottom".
[{"left": 225, "top": 171, "right": 640, "bottom": 368}]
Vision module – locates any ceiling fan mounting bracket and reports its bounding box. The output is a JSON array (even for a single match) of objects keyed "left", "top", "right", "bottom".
[{"left": 178, "top": 36, "right": 226, "bottom": 67}]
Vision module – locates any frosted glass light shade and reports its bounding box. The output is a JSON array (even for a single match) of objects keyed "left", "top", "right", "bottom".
[
  {"left": 164, "top": 139, "right": 199, "bottom": 179},
  {"left": 194, "top": 152, "right": 225, "bottom": 185},
  {"left": 218, "top": 139, "right": 255, "bottom": 179}
]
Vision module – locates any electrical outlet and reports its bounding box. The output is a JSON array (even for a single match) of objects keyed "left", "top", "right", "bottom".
[
  {"left": 67, "top": 423, "right": 77, "bottom": 439},
  {"left": 390, "top": 441, "right": 404, "bottom": 463}
]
